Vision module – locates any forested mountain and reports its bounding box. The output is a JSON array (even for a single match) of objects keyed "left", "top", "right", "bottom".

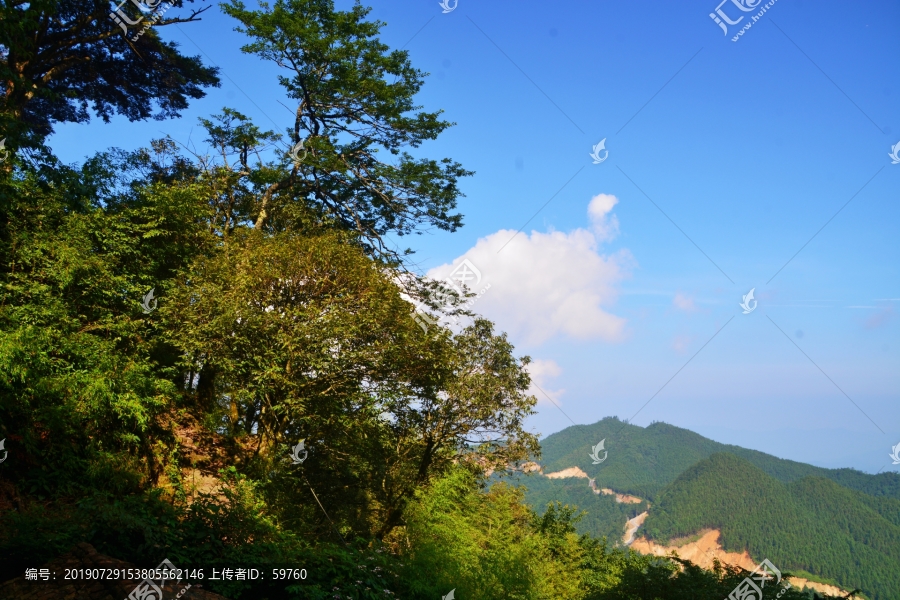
[
  {"left": 537, "top": 417, "right": 900, "bottom": 501},
  {"left": 649, "top": 453, "right": 900, "bottom": 600},
  {"left": 515, "top": 418, "right": 900, "bottom": 600}
]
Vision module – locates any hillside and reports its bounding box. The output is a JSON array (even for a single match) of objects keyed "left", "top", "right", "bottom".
[
  {"left": 538, "top": 417, "right": 900, "bottom": 501},
  {"left": 515, "top": 470, "right": 647, "bottom": 541},
  {"left": 516, "top": 419, "right": 900, "bottom": 600},
  {"left": 647, "top": 453, "right": 900, "bottom": 600}
]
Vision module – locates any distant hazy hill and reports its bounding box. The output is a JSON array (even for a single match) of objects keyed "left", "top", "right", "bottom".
[{"left": 514, "top": 417, "right": 900, "bottom": 600}]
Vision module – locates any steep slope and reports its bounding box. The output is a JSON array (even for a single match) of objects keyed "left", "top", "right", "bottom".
[{"left": 645, "top": 453, "right": 900, "bottom": 600}]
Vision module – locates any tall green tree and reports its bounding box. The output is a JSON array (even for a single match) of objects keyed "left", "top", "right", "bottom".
[
  {"left": 165, "top": 227, "right": 538, "bottom": 538},
  {"left": 219, "top": 0, "right": 472, "bottom": 261}
]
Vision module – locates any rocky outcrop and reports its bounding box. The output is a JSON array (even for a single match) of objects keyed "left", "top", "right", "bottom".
[
  {"left": 542, "top": 467, "right": 645, "bottom": 504},
  {"left": 785, "top": 577, "right": 856, "bottom": 598},
  {"left": 629, "top": 529, "right": 758, "bottom": 572},
  {"left": 596, "top": 487, "right": 643, "bottom": 503},
  {"left": 544, "top": 466, "right": 589, "bottom": 479},
  {"left": 627, "top": 530, "right": 860, "bottom": 599},
  {"left": 0, "top": 543, "right": 228, "bottom": 600}
]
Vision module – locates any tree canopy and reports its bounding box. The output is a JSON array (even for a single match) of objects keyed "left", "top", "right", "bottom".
[
  {"left": 1, "top": 0, "right": 220, "bottom": 147},
  {"left": 217, "top": 0, "right": 471, "bottom": 260}
]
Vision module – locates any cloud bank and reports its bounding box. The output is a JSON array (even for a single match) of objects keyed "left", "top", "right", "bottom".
[{"left": 427, "top": 194, "right": 632, "bottom": 345}]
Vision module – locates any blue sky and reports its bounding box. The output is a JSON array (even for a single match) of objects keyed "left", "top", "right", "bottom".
[{"left": 50, "top": 0, "right": 899, "bottom": 472}]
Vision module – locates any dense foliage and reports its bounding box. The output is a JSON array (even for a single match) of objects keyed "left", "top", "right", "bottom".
[
  {"left": 646, "top": 453, "right": 900, "bottom": 600},
  {"left": 0, "top": 0, "right": 219, "bottom": 147}
]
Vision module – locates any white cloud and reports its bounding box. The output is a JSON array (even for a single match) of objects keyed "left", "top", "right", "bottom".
[
  {"left": 427, "top": 194, "right": 631, "bottom": 345},
  {"left": 673, "top": 292, "right": 697, "bottom": 312},
  {"left": 525, "top": 359, "right": 565, "bottom": 407},
  {"left": 587, "top": 193, "right": 620, "bottom": 241}
]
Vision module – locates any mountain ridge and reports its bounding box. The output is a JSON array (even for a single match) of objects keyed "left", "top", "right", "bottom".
[
  {"left": 514, "top": 417, "right": 900, "bottom": 600},
  {"left": 538, "top": 417, "right": 900, "bottom": 500}
]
